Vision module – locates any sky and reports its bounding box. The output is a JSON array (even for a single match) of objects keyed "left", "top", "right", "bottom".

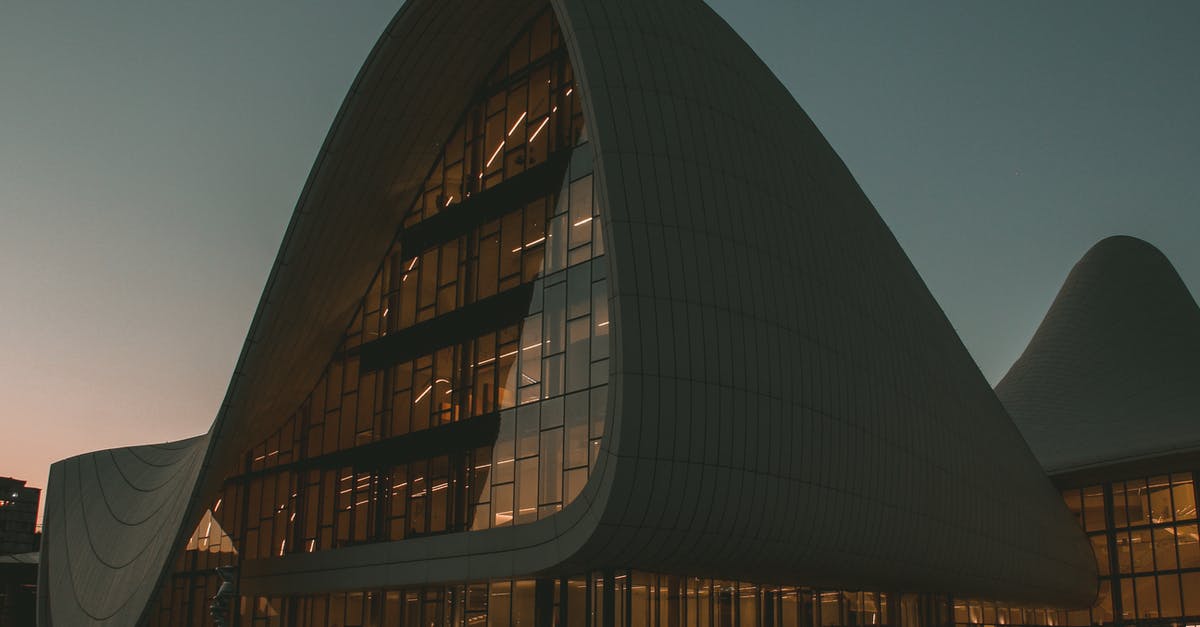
[{"left": 1, "top": 2, "right": 1197, "bottom": 516}]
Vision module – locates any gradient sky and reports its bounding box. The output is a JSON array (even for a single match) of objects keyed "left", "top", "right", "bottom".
[{"left": 2, "top": 2, "right": 1197, "bottom": 515}]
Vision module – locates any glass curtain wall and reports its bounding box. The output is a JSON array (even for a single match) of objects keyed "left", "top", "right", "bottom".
[
  {"left": 243, "top": 571, "right": 940, "bottom": 627},
  {"left": 1062, "top": 473, "right": 1199, "bottom": 624},
  {"left": 146, "top": 8, "right": 607, "bottom": 626},
  {"left": 952, "top": 471, "right": 1200, "bottom": 627}
]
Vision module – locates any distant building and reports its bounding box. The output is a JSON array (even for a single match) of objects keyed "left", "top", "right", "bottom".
[
  {"left": 999, "top": 236, "right": 1200, "bottom": 625},
  {"left": 0, "top": 478, "right": 38, "bottom": 555},
  {"left": 0, "top": 477, "right": 39, "bottom": 627}
]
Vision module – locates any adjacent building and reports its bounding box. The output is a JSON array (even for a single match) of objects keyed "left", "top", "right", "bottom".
[
  {"left": 37, "top": 1, "right": 1115, "bottom": 625},
  {"left": 997, "top": 236, "right": 1200, "bottom": 626},
  {"left": 1, "top": 477, "right": 40, "bottom": 627},
  {"left": 0, "top": 478, "right": 39, "bottom": 556}
]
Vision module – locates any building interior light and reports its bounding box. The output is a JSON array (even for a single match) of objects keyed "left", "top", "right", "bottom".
[
  {"left": 402, "top": 257, "right": 418, "bottom": 283},
  {"left": 508, "top": 111, "right": 527, "bottom": 136},
  {"left": 511, "top": 236, "right": 546, "bottom": 253},
  {"left": 413, "top": 385, "right": 434, "bottom": 404},
  {"left": 530, "top": 116, "right": 551, "bottom": 142},
  {"left": 486, "top": 141, "right": 506, "bottom": 169}
]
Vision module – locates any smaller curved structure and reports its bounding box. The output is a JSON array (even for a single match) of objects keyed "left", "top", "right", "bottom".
[
  {"left": 37, "top": 435, "right": 208, "bottom": 626},
  {"left": 997, "top": 235, "right": 1200, "bottom": 474}
]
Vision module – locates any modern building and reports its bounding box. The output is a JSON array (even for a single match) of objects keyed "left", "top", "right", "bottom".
[
  {"left": 997, "top": 236, "right": 1200, "bottom": 626},
  {"left": 1, "top": 477, "right": 40, "bottom": 627},
  {"left": 38, "top": 1, "right": 1101, "bottom": 626},
  {"left": 0, "top": 477, "right": 39, "bottom": 556}
]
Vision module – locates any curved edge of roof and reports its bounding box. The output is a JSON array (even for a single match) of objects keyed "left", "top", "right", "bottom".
[{"left": 997, "top": 235, "right": 1200, "bottom": 474}]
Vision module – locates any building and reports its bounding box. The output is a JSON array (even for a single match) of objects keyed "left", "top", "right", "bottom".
[
  {"left": 1, "top": 477, "right": 40, "bottom": 627},
  {"left": 997, "top": 236, "right": 1200, "bottom": 625},
  {"left": 0, "top": 478, "right": 39, "bottom": 556},
  {"left": 0, "top": 553, "right": 38, "bottom": 627},
  {"left": 38, "top": 1, "right": 1099, "bottom": 626}
]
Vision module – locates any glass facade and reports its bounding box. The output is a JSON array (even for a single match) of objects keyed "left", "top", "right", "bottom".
[
  {"left": 241, "top": 571, "right": 953, "bottom": 627},
  {"left": 151, "top": 510, "right": 240, "bottom": 627},
  {"left": 950, "top": 471, "right": 1200, "bottom": 627},
  {"left": 147, "top": 9, "right": 608, "bottom": 626},
  {"left": 1062, "top": 473, "right": 1200, "bottom": 624}
]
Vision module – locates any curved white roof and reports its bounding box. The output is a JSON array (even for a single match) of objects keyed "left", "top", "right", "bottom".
[{"left": 998, "top": 235, "right": 1200, "bottom": 474}]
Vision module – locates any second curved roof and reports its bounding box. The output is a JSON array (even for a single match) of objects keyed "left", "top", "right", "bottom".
[{"left": 997, "top": 235, "right": 1200, "bottom": 474}]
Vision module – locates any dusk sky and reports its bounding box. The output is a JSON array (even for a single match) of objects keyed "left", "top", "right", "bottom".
[{"left": 2, "top": 1, "right": 1197, "bottom": 515}]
